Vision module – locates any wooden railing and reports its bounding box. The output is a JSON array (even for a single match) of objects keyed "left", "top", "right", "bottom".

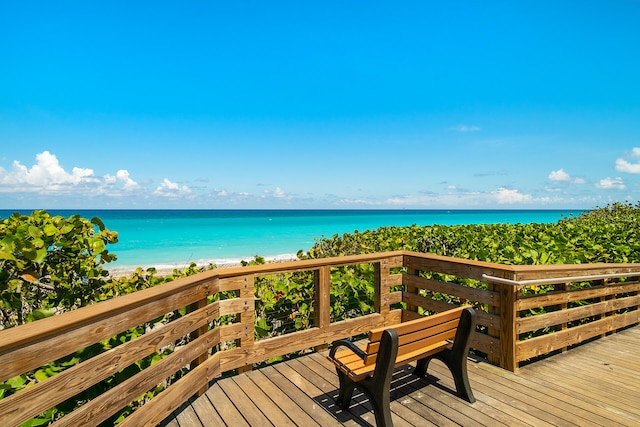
[
  {"left": 0, "top": 251, "right": 638, "bottom": 426},
  {"left": 402, "top": 252, "right": 640, "bottom": 370}
]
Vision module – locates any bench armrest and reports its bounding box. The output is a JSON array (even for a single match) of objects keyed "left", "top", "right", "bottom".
[{"left": 329, "top": 339, "right": 367, "bottom": 360}]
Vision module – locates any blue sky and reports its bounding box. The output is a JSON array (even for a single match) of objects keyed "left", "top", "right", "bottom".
[{"left": 1, "top": 1, "right": 639, "bottom": 210}]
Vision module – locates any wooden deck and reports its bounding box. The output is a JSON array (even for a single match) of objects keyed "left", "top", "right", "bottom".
[{"left": 162, "top": 326, "right": 640, "bottom": 426}]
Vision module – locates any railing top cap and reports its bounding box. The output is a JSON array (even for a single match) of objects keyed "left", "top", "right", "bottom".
[{"left": 482, "top": 271, "right": 640, "bottom": 287}]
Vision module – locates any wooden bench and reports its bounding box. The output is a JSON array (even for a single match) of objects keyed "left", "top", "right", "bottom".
[{"left": 327, "top": 306, "right": 476, "bottom": 427}]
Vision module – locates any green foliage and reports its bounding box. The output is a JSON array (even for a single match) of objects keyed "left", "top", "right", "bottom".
[
  {"left": 301, "top": 202, "right": 640, "bottom": 265},
  {"left": 329, "top": 264, "right": 375, "bottom": 321},
  {"left": 254, "top": 270, "right": 315, "bottom": 339},
  {"left": 0, "top": 210, "right": 118, "bottom": 328}
]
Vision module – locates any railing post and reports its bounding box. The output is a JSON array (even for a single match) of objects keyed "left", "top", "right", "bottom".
[
  {"left": 314, "top": 266, "right": 331, "bottom": 352},
  {"left": 485, "top": 281, "right": 501, "bottom": 366},
  {"left": 237, "top": 275, "right": 255, "bottom": 374},
  {"left": 498, "top": 281, "right": 518, "bottom": 371},
  {"left": 374, "top": 259, "right": 390, "bottom": 320},
  {"left": 560, "top": 281, "right": 570, "bottom": 351},
  {"left": 188, "top": 296, "right": 209, "bottom": 397},
  {"left": 404, "top": 261, "right": 419, "bottom": 322},
  {"left": 599, "top": 279, "right": 610, "bottom": 339}
]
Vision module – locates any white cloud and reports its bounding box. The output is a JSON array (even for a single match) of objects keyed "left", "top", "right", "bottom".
[
  {"left": 260, "top": 186, "right": 293, "bottom": 201},
  {"left": 273, "top": 187, "right": 287, "bottom": 198},
  {"left": 361, "top": 187, "right": 538, "bottom": 208},
  {"left": 450, "top": 124, "right": 481, "bottom": 132},
  {"left": 0, "top": 151, "right": 97, "bottom": 192},
  {"left": 116, "top": 169, "right": 140, "bottom": 191},
  {"left": 595, "top": 177, "right": 626, "bottom": 190},
  {"left": 615, "top": 159, "right": 640, "bottom": 173},
  {"left": 0, "top": 151, "right": 164, "bottom": 204},
  {"left": 548, "top": 169, "right": 571, "bottom": 181},
  {"left": 154, "top": 178, "right": 192, "bottom": 197},
  {"left": 615, "top": 147, "right": 640, "bottom": 174},
  {"left": 548, "top": 168, "right": 586, "bottom": 184},
  {"left": 493, "top": 188, "right": 533, "bottom": 204}
]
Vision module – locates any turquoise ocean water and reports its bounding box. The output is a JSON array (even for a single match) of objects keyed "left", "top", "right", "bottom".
[{"left": 1, "top": 209, "right": 585, "bottom": 271}]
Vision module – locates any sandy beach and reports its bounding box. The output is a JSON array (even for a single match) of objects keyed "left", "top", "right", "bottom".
[{"left": 107, "top": 253, "right": 299, "bottom": 279}]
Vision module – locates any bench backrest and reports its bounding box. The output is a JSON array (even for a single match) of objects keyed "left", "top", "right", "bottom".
[{"left": 363, "top": 306, "right": 466, "bottom": 367}]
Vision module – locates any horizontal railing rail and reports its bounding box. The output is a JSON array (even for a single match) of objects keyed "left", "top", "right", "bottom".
[{"left": 0, "top": 250, "right": 638, "bottom": 426}]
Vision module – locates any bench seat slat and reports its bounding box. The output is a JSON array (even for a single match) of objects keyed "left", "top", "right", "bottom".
[
  {"left": 394, "top": 340, "right": 452, "bottom": 367},
  {"left": 366, "top": 318, "right": 459, "bottom": 355},
  {"left": 335, "top": 339, "right": 453, "bottom": 381},
  {"left": 331, "top": 347, "right": 367, "bottom": 364},
  {"left": 361, "top": 333, "right": 454, "bottom": 375},
  {"left": 368, "top": 306, "right": 464, "bottom": 342}
]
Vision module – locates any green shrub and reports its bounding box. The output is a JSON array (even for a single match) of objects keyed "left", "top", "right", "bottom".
[{"left": 0, "top": 210, "right": 118, "bottom": 328}]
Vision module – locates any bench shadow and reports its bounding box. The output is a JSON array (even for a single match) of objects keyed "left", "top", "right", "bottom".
[{"left": 315, "top": 364, "right": 460, "bottom": 426}]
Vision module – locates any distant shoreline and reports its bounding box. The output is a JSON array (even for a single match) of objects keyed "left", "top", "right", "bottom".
[{"left": 107, "top": 253, "right": 299, "bottom": 278}]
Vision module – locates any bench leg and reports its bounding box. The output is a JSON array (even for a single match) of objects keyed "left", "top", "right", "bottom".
[
  {"left": 335, "top": 370, "right": 356, "bottom": 410},
  {"left": 360, "top": 383, "right": 393, "bottom": 427},
  {"left": 364, "top": 328, "right": 398, "bottom": 427},
  {"left": 414, "top": 350, "right": 475, "bottom": 404},
  {"left": 334, "top": 329, "right": 398, "bottom": 427},
  {"left": 336, "top": 372, "right": 394, "bottom": 426},
  {"left": 414, "top": 308, "right": 476, "bottom": 403},
  {"left": 413, "top": 356, "right": 431, "bottom": 378},
  {"left": 436, "top": 350, "right": 475, "bottom": 403}
]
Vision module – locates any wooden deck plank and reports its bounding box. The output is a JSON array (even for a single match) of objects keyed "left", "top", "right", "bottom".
[
  {"left": 270, "top": 359, "right": 362, "bottom": 426},
  {"left": 189, "top": 394, "right": 224, "bottom": 427},
  {"left": 231, "top": 373, "right": 297, "bottom": 426},
  {"left": 244, "top": 369, "right": 322, "bottom": 427},
  {"left": 172, "top": 401, "right": 203, "bottom": 427},
  {"left": 216, "top": 377, "right": 272, "bottom": 426},
  {"left": 523, "top": 355, "right": 640, "bottom": 413},
  {"left": 282, "top": 357, "right": 376, "bottom": 426},
  {"left": 451, "top": 360, "right": 602, "bottom": 426},
  {"left": 412, "top": 361, "right": 543, "bottom": 427},
  {"left": 515, "top": 344, "right": 640, "bottom": 425},
  {"left": 259, "top": 365, "right": 341, "bottom": 426},
  {"left": 468, "top": 361, "right": 616, "bottom": 427},
  {"left": 165, "top": 325, "right": 640, "bottom": 426},
  {"left": 203, "top": 383, "right": 249, "bottom": 427},
  {"left": 517, "top": 366, "right": 640, "bottom": 426},
  {"left": 520, "top": 337, "right": 640, "bottom": 406}
]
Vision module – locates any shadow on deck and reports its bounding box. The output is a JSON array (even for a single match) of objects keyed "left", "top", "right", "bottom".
[{"left": 163, "top": 325, "right": 640, "bottom": 427}]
